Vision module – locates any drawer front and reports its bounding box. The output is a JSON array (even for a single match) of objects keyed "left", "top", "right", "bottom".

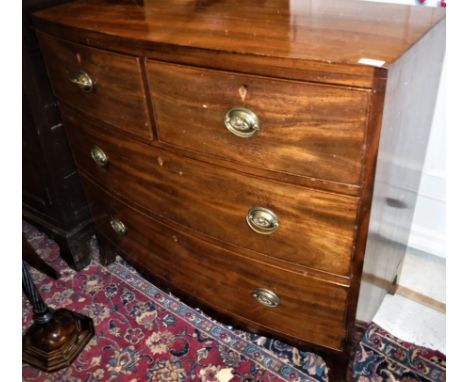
[
  {"left": 83, "top": 176, "right": 349, "bottom": 350},
  {"left": 37, "top": 32, "right": 152, "bottom": 140},
  {"left": 63, "top": 108, "right": 359, "bottom": 276},
  {"left": 147, "top": 61, "right": 370, "bottom": 185}
]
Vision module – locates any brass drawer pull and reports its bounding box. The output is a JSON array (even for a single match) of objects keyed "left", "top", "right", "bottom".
[
  {"left": 70, "top": 70, "right": 94, "bottom": 92},
  {"left": 246, "top": 207, "right": 279, "bottom": 235},
  {"left": 251, "top": 288, "right": 280, "bottom": 308},
  {"left": 110, "top": 218, "right": 127, "bottom": 236},
  {"left": 90, "top": 145, "right": 108, "bottom": 167},
  {"left": 224, "top": 107, "right": 260, "bottom": 138}
]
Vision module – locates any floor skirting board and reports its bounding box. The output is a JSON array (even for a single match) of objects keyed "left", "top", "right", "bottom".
[{"left": 361, "top": 272, "right": 445, "bottom": 313}]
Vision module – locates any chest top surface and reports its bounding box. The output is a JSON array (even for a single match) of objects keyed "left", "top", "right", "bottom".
[{"left": 34, "top": 0, "right": 444, "bottom": 68}]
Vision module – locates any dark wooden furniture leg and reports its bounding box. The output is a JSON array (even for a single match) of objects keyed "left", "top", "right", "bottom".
[
  {"left": 22, "top": 235, "right": 59, "bottom": 280},
  {"left": 95, "top": 232, "right": 117, "bottom": 265},
  {"left": 22, "top": 245, "right": 94, "bottom": 372},
  {"left": 23, "top": 0, "right": 95, "bottom": 272},
  {"left": 23, "top": 211, "right": 95, "bottom": 271}
]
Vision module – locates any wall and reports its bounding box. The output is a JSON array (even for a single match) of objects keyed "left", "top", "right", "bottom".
[{"left": 408, "top": 58, "right": 446, "bottom": 258}]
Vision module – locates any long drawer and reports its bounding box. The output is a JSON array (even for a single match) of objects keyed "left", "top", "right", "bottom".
[
  {"left": 63, "top": 107, "right": 359, "bottom": 276},
  {"left": 37, "top": 32, "right": 153, "bottom": 140},
  {"left": 147, "top": 60, "right": 370, "bottom": 185},
  {"left": 82, "top": 175, "right": 349, "bottom": 350}
]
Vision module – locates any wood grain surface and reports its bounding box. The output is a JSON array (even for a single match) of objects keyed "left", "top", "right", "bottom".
[
  {"left": 62, "top": 107, "right": 359, "bottom": 276},
  {"left": 148, "top": 61, "right": 370, "bottom": 185},
  {"left": 37, "top": 32, "right": 153, "bottom": 140},
  {"left": 82, "top": 175, "right": 349, "bottom": 351},
  {"left": 33, "top": 0, "right": 444, "bottom": 87},
  {"left": 32, "top": 0, "right": 445, "bottom": 65}
]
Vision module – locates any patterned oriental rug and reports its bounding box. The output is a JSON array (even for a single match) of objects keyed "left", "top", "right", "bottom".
[
  {"left": 22, "top": 221, "right": 446, "bottom": 382},
  {"left": 350, "top": 323, "right": 446, "bottom": 382}
]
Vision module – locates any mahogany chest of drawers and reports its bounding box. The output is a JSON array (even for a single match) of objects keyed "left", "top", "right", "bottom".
[{"left": 33, "top": 0, "right": 445, "bottom": 374}]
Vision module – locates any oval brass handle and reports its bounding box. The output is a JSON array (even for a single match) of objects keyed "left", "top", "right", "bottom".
[
  {"left": 224, "top": 107, "right": 260, "bottom": 138},
  {"left": 251, "top": 288, "right": 280, "bottom": 308},
  {"left": 90, "top": 145, "right": 108, "bottom": 167},
  {"left": 246, "top": 207, "right": 279, "bottom": 235},
  {"left": 70, "top": 70, "right": 94, "bottom": 92},
  {"left": 110, "top": 218, "right": 127, "bottom": 236}
]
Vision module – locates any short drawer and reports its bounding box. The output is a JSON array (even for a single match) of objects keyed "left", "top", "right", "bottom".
[
  {"left": 82, "top": 176, "right": 349, "bottom": 350},
  {"left": 63, "top": 108, "right": 359, "bottom": 276},
  {"left": 37, "top": 32, "right": 152, "bottom": 140},
  {"left": 147, "top": 61, "right": 370, "bottom": 185}
]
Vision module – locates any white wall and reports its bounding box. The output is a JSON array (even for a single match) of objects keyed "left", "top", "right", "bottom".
[
  {"left": 408, "top": 58, "right": 446, "bottom": 258},
  {"left": 362, "top": 0, "right": 443, "bottom": 7}
]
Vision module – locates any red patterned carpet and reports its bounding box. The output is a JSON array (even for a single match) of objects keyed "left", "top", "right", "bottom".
[
  {"left": 22, "top": 221, "right": 328, "bottom": 382},
  {"left": 22, "top": 221, "right": 445, "bottom": 382}
]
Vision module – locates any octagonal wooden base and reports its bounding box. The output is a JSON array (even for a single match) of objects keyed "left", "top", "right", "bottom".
[{"left": 23, "top": 308, "right": 94, "bottom": 372}]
